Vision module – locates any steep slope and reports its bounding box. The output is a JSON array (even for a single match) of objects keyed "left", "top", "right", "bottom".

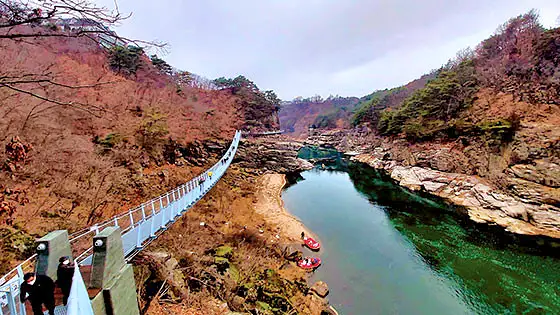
[
  {"left": 0, "top": 21, "right": 329, "bottom": 315},
  {"left": 0, "top": 29, "right": 269, "bottom": 270},
  {"left": 279, "top": 96, "right": 359, "bottom": 138},
  {"left": 351, "top": 72, "right": 437, "bottom": 127},
  {"left": 214, "top": 75, "right": 281, "bottom": 133}
]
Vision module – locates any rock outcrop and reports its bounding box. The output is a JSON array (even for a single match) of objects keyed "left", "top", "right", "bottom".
[
  {"left": 236, "top": 136, "right": 313, "bottom": 174},
  {"left": 310, "top": 281, "right": 329, "bottom": 298},
  {"left": 305, "top": 129, "right": 370, "bottom": 153},
  {"left": 299, "top": 116, "right": 560, "bottom": 239},
  {"left": 352, "top": 153, "right": 560, "bottom": 238}
]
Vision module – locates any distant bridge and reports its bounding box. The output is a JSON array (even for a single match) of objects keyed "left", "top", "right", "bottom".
[
  {"left": 241, "top": 130, "right": 284, "bottom": 136},
  {"left": 0, "top": 131, "right": 242, "bottom": 315}
]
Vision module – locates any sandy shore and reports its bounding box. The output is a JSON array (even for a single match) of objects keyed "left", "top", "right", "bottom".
[
  {"left": 254, "top": 173, "right": 339, "bottom": 315},
  {"left": 254, "top": 173, "right": 317, "bottom": 243}
]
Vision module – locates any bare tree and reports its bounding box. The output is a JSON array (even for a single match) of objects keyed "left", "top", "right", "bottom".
[
  {"left": 1, "top": 0, "right": 139, "bottom": 41},
  {"left": 444, "top": 47, "right": 474, "bottom": 69},
  {"left": 173, "top": 70, "right": 217, "bottom": 90},
  {"left": 0, "top": 0, "right": 165, "bottom": 111}
]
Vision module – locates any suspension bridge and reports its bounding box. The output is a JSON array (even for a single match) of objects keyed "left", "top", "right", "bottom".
[{"left": 0, "top": 131, "right": 242, "bottom": 315}]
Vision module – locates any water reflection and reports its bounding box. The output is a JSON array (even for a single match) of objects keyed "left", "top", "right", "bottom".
[{"left": 282, "top": 162, "right": 560, "bottom": 315}]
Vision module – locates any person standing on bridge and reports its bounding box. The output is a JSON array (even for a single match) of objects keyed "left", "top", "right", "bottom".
[
  {"left": 57, "top": 256, "right": 75, "bottom": 305},
  {"left": 20, "top": 272, "right": 55, "bottom": 315},
  {"left": 199, "top": 176, "right": 205, "bottom": 192}
]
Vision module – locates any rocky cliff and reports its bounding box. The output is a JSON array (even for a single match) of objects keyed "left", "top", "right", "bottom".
[
  {"left": 352, "top": 151, "right": 559, "bottom": 239},
  {"left": 236, "top": 136, "right": 313, "bottom": 174},
  {"left": 301, "top": 124, "right": 560, "bottom": 239}
]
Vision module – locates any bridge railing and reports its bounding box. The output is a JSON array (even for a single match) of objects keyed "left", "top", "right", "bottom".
[
  {"left": 0, "top": 131, "right": 241, "bottom": 314},
  {"left": 241, "top": 130, "right": 284, "bottom": 136}
]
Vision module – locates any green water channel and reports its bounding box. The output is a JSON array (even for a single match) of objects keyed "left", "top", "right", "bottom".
[{"left": 282, "top": 161, "right": 560, "bottom": 315}]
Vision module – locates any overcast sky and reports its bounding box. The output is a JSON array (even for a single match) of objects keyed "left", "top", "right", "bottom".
[{"left": 97, "top": 0, "right": 560, "bottom": 100}]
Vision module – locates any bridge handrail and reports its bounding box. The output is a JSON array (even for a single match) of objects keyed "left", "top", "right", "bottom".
[
  {"left": 0, "top": 131, "right": 241, "bottom": 313},
  {"left": 69, "top": 131, "right": 239, "bottom": 243},
  {"left": 241, "top": 129, "right": 284, "bottom": 136}
]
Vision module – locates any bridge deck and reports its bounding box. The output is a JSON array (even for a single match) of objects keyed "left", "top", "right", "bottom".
[{"left": 1, "top": 131, "right": 242, "bottom": 315}]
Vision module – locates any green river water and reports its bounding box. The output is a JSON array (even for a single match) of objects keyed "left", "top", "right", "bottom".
[{"left": 281, "top": 158, "right": 560, "bottom": 315}]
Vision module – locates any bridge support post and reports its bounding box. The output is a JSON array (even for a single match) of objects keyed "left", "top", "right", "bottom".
[
  {"left": 35, "top": 230, "right": 72, "bottom": 280},
  {"left": 90, "top": 227, "right": 140, "bottom": 315}
]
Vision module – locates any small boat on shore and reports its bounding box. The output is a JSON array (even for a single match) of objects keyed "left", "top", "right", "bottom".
[
  {"left": 298, "top": 257, "right": 322, "bottom": 269},
  {"left": 303, "top": 236, "right": 321, "bottom": 251}
]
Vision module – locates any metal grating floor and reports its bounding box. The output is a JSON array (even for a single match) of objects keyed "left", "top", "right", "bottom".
[{"left": 44, "top": 305, "right": 66, "bottom": 315}]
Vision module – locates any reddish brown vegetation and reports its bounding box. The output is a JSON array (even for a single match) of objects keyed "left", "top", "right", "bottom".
[
  {"left": 475, "top": 10, "right": 560, "bottom": 105},
  {"left": 134, "top": 167, "right": 323, "bottom": 314},
  {"left": 0, "top": 32, "right": 244, "bottom": 270},
  {"left": 353, "top": 11, "right": 559, "bottom": 144},
  {"left": 280, "top": 96, "right": 359, "bottom": 138}
]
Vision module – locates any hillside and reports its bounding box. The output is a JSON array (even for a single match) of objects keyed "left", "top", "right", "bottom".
[
  {"left": 278, "top": 75, "right": 435, "bottom": 139},
  {"left": 355, "top": 11, "right": 559, "bottom": 139},
  {"left": 307, "top": 11, "right": 560, "bottom": 239},
  {"left": 279, "top": 96, "right": 359, "bottom": 138},
  {"left": 2, "top": 4, "right": 559, "bottom": 314},
  {"left": 351, "top": 72, "right": 437, "bottom": 127},
  {"left": 0, "top": 22, "right": 281, "bottom": 265},
  {"left": 0, "top": 3, "right": 349, "bottom": 311}
]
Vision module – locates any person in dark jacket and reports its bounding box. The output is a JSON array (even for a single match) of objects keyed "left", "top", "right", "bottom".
[
  {"left": 199, "top": 176, "right": 205, "bottom": 191},
  {"left": 56, "top": 256, "right": 75, "bottom": 305},
  {"left": 19, "top": 272, "right": 55, "bottom": 315}
]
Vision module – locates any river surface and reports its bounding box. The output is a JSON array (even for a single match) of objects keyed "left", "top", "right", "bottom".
[{"left": 282, "top": 164, "right": 560, "bottom": 315}]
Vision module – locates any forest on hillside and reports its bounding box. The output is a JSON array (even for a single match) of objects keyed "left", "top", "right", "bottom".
[
  {"left": 282, "top": 11, "right": 559, "bottom": 145},
  {"left": 354, "top": 10, "right": 559, "bottom": 142},
  {"left": 0, "top": 0, "right": 281, "bottom": 270},
  {"left": 279, "top": 95, "right": 359, "bottom": 137}
]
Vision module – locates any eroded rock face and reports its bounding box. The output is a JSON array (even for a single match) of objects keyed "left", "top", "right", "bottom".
[
  {"left": 352, "top": 154, "right": 560, "bottom": 238},
  {"left": 299, "top": 122, "right": 560, "bottom": 239},
  {"left": 236, "top": 136, "right": 313, "bottom": 174},
  {"left": 305, "top": 129, "right": 371, "bottom": 154},
  {"left": 508, "top": 160, "right": 560, "bottom": 188}
]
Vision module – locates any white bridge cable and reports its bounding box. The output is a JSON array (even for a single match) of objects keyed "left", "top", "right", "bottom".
[{"left": 0, "top": 131, "right": 242, "bottom": 315}]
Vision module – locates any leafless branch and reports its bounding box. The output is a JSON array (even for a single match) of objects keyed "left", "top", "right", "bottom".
[
  {"left": 0, "top": 0, "right": 167, "bottom": 109},
  {"left": 1, "top": 76, "right": 119, "bottom": 88},
  {"left": 1, "top": 83, "right": 106, "bottom": 116},
  {"left": 0, "top": 0, "right": 166, "bottom": 49}
]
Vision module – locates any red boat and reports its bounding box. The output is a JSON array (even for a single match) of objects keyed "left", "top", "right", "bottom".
[
  {"left": 297, "top": 257, "right": 322, "bottom": 269},
  {"left": 303, "top": 237, "right": 321, "bottom": 250}
]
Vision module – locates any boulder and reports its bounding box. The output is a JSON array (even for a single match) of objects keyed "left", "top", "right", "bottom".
[
  {"left": 310, "top": 281, "right": 329, "bottom": 298},
  {"left": 283, "top": 245, "right": 302, "bottom": 261}
]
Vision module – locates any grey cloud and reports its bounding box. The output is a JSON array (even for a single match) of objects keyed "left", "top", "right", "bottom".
[{"left": 97, "top": 0, "right": 560, "bottom": 99}]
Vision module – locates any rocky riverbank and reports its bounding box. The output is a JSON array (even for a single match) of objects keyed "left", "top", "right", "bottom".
[
  {"left": 254, "top": 173, "right": 338, "bottom": 315},
  {"left": 301, "top": 128, "right": 560, "bottom": 239},
  {"left": 352, "top": 153, "right": 560, "bottom": 238}
]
